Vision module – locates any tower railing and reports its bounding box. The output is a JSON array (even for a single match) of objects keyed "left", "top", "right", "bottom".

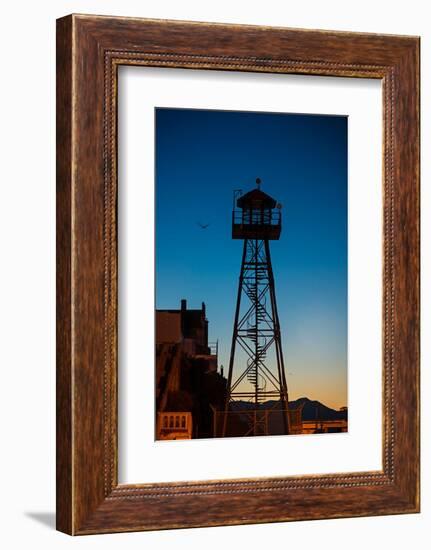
[
  {"left": 232, "top": 210, "right": 282, "bottom": 240},
  {"left": 232, "top": 210, "right": 281, "bottom": 226}
]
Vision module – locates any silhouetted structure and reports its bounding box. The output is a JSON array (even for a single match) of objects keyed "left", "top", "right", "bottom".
[
  {"left": 156, "top": 300, "right": 226, "bottom": 439},
  {"left": 222, "top": 179, "right": 290, "bottom": 437}
]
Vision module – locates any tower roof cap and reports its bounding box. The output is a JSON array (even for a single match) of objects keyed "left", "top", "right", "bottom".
[{"left": 237, "top": 188, "right": 277, "bottom": 209}]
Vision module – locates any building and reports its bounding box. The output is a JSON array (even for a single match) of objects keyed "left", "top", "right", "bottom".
[
  {"left": 301, "top": 420, "right": 348, "bottom": 434},
  {"left": 156, "top": 299, "right": 226, "bottom": 439},
  {"left": 156, "top": 299, "right": 217, "bottom": 370},
  {"left": 156, "top": 412, "right": 193, "bottom": 441}
]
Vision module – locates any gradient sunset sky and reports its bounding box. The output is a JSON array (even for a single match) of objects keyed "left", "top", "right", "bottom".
[{"left": 155, "top": 107, "right": 347, "bottom": 410}]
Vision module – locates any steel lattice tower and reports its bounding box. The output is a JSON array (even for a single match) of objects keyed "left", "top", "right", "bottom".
[{"left": 222, "top": 179, "right": 290, "bottom": 437}]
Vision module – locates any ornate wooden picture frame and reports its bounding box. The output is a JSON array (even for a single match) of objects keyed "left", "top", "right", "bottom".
[{"left": 56, "top": 14, "right": 420, "bottom": 535}]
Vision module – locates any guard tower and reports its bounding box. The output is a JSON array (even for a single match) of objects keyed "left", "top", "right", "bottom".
[{"left": 222, "top": 179, "right": 290, "bottom": 437}]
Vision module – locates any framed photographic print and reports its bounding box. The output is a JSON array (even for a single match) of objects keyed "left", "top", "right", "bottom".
[{"left": 56, "top": 14, "right": 420, "bottom": 534}]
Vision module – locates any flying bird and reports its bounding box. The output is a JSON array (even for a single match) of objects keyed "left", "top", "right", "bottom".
[{"left": 197, "top": 222, "right": 210, "bottom": 229}]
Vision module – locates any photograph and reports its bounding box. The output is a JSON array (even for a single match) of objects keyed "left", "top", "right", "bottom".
[
  {"left": 0, "top": 0, "right": 423, "bottom": 544},
  {"left": 155, "top": 107, "right": 348, "bottom": 440}
]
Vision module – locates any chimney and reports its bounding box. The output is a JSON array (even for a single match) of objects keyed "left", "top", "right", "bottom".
[
  {"left": 180, "top": 299, "right": 187, "bottom": 339},
  {"left": 201, "top": 302, "right": 206, "bottom": 318}
]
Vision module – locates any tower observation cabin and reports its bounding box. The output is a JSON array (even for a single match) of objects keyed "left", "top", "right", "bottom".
[{"left": 232, "top": 178, "right": 281, "bottom": 240}]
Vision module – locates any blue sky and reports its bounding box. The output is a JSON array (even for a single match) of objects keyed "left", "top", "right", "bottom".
[{"left": 155, "top": 108, "right": 347, "bottom": 410}]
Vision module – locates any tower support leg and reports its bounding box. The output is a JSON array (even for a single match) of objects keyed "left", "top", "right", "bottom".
[{"left": 222, "top": 240, "right": 248, "bottom": 437}]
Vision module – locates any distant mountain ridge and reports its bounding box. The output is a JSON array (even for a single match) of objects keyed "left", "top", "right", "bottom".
[{"left": 230, "top": 397, "right": 347, "bottom": 421}]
